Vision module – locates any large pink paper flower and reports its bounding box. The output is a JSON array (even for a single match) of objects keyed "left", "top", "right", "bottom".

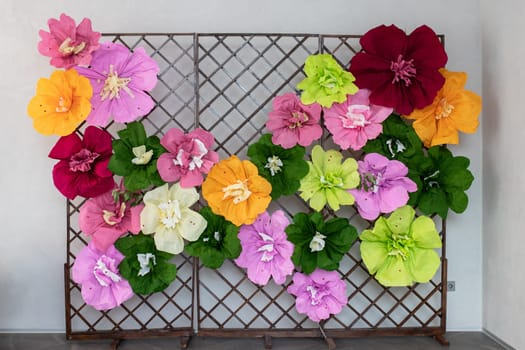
[
  {"left": 287, "top": 269, "right": 347, "bottom": 322},
  {"left": 323, "top": 89, "right": 393, "bottom": 151},
  {"left": 157, "top": 128, "right": 219, "bottom": 188},
  {"left": 349, "top": 153, "right": 417, "bottom": 221},
  {"left": 72, "top": 241, "right": 134, "bottom": 310},
  {"left": 265, "top": 92, "right": 322, "bottom": 149},
  {"left": 38, "top": 13, "right": 101, "bottom": 69},
  {"left": 48, "top": 126, "right": 114, "bottom": 200},
  {"left": 235, "top": 210, "right": 294, "bottom": 286},
  {"left": 75, "top": 42, "right": 159, "bottom": 127},
  {"left": 79, "top": 185, "right": 144, "bottom": 252}
]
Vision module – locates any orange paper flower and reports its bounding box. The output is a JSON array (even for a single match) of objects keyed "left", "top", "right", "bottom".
[
  {"left": 405, "top": 69, "right": 481, "bottom": 148},
  {"left": 27, "top": 69, "right": 92, "bottom": 136},
  {"left": 202, "top": 155, "right": 272, "bottom": 226}
]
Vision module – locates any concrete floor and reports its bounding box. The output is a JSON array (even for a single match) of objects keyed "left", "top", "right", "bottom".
[{"left": 0, "top": 332, "right": 509, "bottom": 350}]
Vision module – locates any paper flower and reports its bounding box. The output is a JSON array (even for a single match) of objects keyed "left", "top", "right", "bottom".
[
  {"left": 140, "top": 183, "right": 207, "bottom": 255},
  {"left": 408, "top": 146, "right": 474, "bottom": 219},
  {"left": 285, "top": 212, "right": 357, "bottom": 274},
  {"left": 48, "top": 126, "right": 114, "bottom": 199},
  {"left": 297, "top": 54, "right": 358, "bottom": 108},
  {"left": 265, "top": 92, "right": 322, "bottom": 149},
  {"left": 359, "top": 205, "right": 442, "bottom": 287},
  {"left": 27, "top": 69, "right": 92, "bottom": 136},
  {"left": 38, "top": 13, "right": 101, "bottom": 68},
  {"left": 115, "top": 234, "right": 178, "bottom": 295},
  {"left": 349, "top": 25, "right": 448, "bottom": 115},
  {"left": 235, "top": 210, "right": 294, "bottom": 286},
  {"left": 299, "top": 145, "right": 359, "bottom": 212},
  {"left": 405, "top": 69, "right": 482, "bottom": 147},
  {"left": 247, "top": 134, "right": 309, "bottom": 200},
  {"left": 202, "top": 156, "right": 272, "bottom": 226},
  {"left": 287, "top": 269, "right": 347, "bottom": 322},
  {"left": 185, "top": 206, "right": 241, "bottom": 269},
  {"left": 79, "top": 185, "right": 144, "bottom": 252},
  {"left": 76, "top": 42, "right": 159, "bottom": 127},
  {"left": 72, "top": 241, "right": 134, "bottom": 310},
  {"left": 349, "top": 153, "right": 417, "bottom": 221},
  {"left": 157, "top": 128, "right": 219, "bottom": 188},
  {"left": 323, "top": 89, "right": 393, "bottom": 151},
  {"left": 108, "top": 121, "right": 166, "bottom": 192},
  {"left": 362, "top": 114, "right": 424, "bottom": 165}
]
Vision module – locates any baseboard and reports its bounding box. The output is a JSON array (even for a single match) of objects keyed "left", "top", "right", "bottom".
[{"left": 483, "top": 329, "right": 515, "bottom": 350}]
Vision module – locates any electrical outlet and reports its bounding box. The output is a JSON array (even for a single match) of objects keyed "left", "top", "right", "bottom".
[{"left": 447, "top": 281, "right": 456, "bottom": 292}]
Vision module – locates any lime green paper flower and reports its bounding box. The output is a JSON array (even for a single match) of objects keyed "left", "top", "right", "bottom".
[
  {"left": 247, "top": 134, "right": 309, "bottom": 200},
  {"left": 299, "top": 145, "right": 359, "bottom": 211},
  {"left": 286, "top": 212, "right": 358, "bottom": 274},
  {"left": 360, "top": 205, "right": 442, "bottom": 287},
  {"left": 185, "top": 206, "right": 241, "bottom": 269},
  {"left": 297, "top": 53, "right": 358, "bottom": 108}
]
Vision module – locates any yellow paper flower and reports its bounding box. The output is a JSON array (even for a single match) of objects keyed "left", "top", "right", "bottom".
[
  {"left": 405, "top": 68, "right": 481, "bottom": 147},
  {"left": 202, "top": 155, "right": 272, "bottom": 226},
  {"left": 27, "top": 69, "right": 92, "bottom": 136}
]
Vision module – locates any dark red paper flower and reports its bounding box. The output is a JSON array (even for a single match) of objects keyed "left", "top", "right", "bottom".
[
  {"left": 349, "top": 25, "right": 448, "bottom": 115},
  {"left": 48, "top": 126, "right": 114, "bottom": 199}
]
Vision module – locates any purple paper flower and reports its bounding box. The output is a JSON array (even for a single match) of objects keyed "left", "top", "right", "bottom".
[
  {"left": 349, "top": 153, "right": 417, "bottom": 221},
  {"left": 265, "top": 92, "right": 322, "bottom": 149},
  {"left": 157, "top": 128, "right": 219, "bottom": 188},
  {"left": 323, "top": 89, "right": 393, "bottom": 151},
  {"left": 287, "top": 269, "right": 347, "bottom": 322},
  {"left": 71, "top": 241, "right": 134, "bottom": 310},
  {"left": 76, "top": 42, "right": 159, "bottom": 127},
  {"left": 235, "top": 210, "right": 294, "bottom": 286}
]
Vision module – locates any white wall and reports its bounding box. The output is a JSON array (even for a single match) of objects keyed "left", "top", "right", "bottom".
[
  {"left": 481, "top": 0, "right": 525, "bottom": 348},
  {"left": 0, "top": 0, "right": 482, "bottom": 331}
]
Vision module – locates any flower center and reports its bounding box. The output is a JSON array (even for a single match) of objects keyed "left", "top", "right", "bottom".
[
  {"left": 288, "top": 111, "right": 309, "bottom": 129},
  {"left": 385, "top": 138, "right": 406, "bottom": 158},
  {"left": 222, "top": 180, "right": 252, "bottom": 204},
  {"left": 137, "top": 253, "right": 157, "bottom": 277},
  {"left": 265, "top": 155, "right": 283, "bottom": 176},
  {"left": 102, "top": 202, "right": 126, "bottom": 226},
  {"left": 309, "top": 231, "right": 327, "bottom": 252},
  {"left": 319, "top": 69, "right": 339, "bottom": 89},
  {"left": 131, "top": 145, "right": 154, "bottom": 165},
  {"left": 93, "top": 255, "right": 121, "bottom": 287},
  {"left": 55, "top": 96, "right": 70, "bottom": 113},
  {"left": 257, "top": 232, "right": 276, "bottom": 262},
  {"left": 319, "top": 173, "right": 344, "bottom": 189},
  {"left": 213, "top": 231, "right": 221, "bottom": 241},
  {"left": 341, "top": 104, "right": 372, "bottom": 129},
  {"left": 423, "top": 169, "right": 441, "bottom": 189},
  {"left": 390, "top": 54, "right": 417, "bottom": 87},
  {"left": 158, "top": 200, "right": 182, "bottom": 229},
  {"left": 58, "top": 37, "right": 86, "bottom": 55},
  {"left": 306, "top": 284, "right": 330, "bottom": 305},
  {"left": 435, "top": 98, "right": 455, "bottom": 119},
  {"left": 172, "top": 138, "right": 209, "bottom": 171},
  {"left": 387, "top": 233, "right": 414, "bottom": 261},
  {"left": 69, "top": 148, "right": 100, "bottom": 172},
  {"left": 100, "top": 64, "right": 133, "bottom": 101},
  {"left": 361, "top": 167, "right": 386, "bottom": 193}
]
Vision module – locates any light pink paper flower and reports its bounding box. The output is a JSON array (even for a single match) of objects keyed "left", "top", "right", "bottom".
[
  {"left": 38, "top": 13, "right": 101, "bottom": 69},
  {"left": 323, "top": 89, "right": 393, "bottom": 151},
  {"left": 79, "top": 186, "right": 144, "bottom": 252},
  {"left": 72, "top": 241, "right": 134, "bottom": 310},
  {"left": 235, "top": 210, "right": 294, "bottom": 286},
  {"left": 75, "top": 42, "right": 159, "bottom": 127},
  {"left": 266, "top": 92, "right": 322, "bottom": 149},
  {"left": 157, "top": 128, "right": 219, "bottom": 188},
  {"left": 349, "top": 153, "right": 417, "bottom": 221},
  {"left": 287, "top": 269, "right": 347, "bottom": 322}
]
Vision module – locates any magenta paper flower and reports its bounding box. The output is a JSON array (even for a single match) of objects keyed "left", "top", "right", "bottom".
[
  {"left": 235, "top": 210, "right": 294, "bottom": 286},
  {"left": 72, "top": 241, "right": 134, "bottom": 310},
  {"left": 79, "top": 185, "right": 144, "bottom": 252},
  {"left": 324, "top": 89, "right": 393, "bottom": 151},
  {"left": 349, "top": 153, "right": 417, "bottom": 221},
  {"left": 287, "top": 269, "right": 347, "bottom": 322},
  {"left": 48, "top": 126, "right": 114, "bottom": 200},
  {"left": 75, "top": 42, "right": 159, "bottom": 127},
  {"left": 157, "top": 128, "right": 219, "bottom": 188},
  {"left": 38, "top": 13, "right": 101, "bottom": 69},
  {"left": 265, "top": 92, "right": 322, "bottom": 149}
]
